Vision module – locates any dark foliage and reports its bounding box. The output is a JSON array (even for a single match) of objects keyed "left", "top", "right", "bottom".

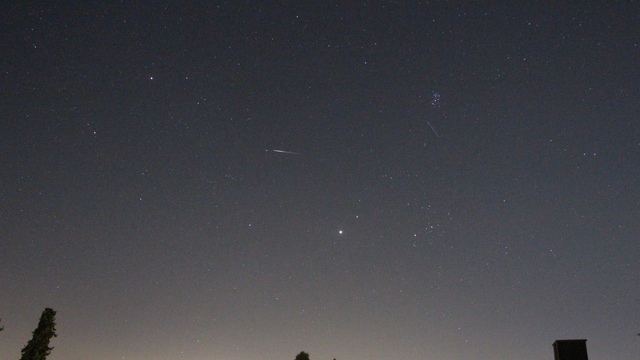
[
  {"left": 295, "top": 351, "right": 310, "bottom": 360},
  {"left": 20, "top": 308, "right": 57, "bottom": 360}
]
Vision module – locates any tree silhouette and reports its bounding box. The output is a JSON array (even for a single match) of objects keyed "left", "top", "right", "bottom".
[
  {"left": 295, "top": 351, "right": 310, "bottom": 360},
  {"left": 20, "top": 308, "right": 57, "bottom": 360}
]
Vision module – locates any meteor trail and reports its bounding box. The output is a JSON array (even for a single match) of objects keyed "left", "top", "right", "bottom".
[
  {"left": 272, "top": 149, "right": 298, "bottom": 154},
  {"left": 427, "top": 122, "right": 440, "bottom": 138}
]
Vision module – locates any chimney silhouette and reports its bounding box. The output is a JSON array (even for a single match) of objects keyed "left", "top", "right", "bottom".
[{"left": 553, "top": 340, "right": 588, "bottom": 360}]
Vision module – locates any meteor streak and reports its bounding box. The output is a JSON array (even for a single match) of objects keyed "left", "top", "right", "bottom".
[{"left": 427, "top": 122, "right": 439, "bottom": 138}]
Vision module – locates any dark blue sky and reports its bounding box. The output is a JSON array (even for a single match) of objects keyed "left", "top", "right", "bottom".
[{"left": 1, "top": 2, "right": 639, "bottom": 360}]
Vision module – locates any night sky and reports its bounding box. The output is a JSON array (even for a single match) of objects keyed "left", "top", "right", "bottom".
[{"left": 1, "top": 2, "right": 640, "bottom": 360}]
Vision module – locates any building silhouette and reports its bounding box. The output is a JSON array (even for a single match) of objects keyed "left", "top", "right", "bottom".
[{"left": 553, "top": 339, "right": 588, "bottom": 360}]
